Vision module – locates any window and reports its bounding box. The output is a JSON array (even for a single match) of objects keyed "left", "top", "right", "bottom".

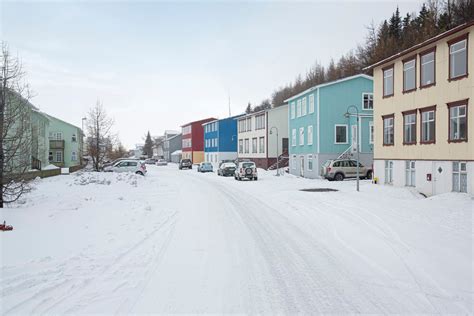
[
  {"left": 335, "top": 125, "right": 348, "bottom": 144},
  {"left": 291, "top": 102, "right": 295, "bottom": 119},
  {"left": 252, "top": 138, "right": 257, "bottom": 153},
  {"left": 420, "top": 49, "right": 435, "bottom": 87},
  {"left": 239, "top": 139, "right": 243, "bottom": 153},
  {"left": 255, "top": 114, "right": 265, "bottom": 130},
  {"left": 259, "top": 137, "right": 265, "bottom": 153},
  {"left": 296, "top": 99, "right": 302, "bottom": 117},
  {"left": 49, "top": 151, "right": 53, "bottom": 162},
  {"left": 55, "top": 151, "right": 63, "bottom": 163},
  {"left": 449, "top": 36, "right": 468, "bottom": 80},
  {"left": 403, "top": 58, "right": 416, "bottom": 92},
  {"left": 307, "top": 125, "right": 313, "bottom": 145},
  {"left": 292, "top": 129, "right": 296, "bottom": 146},
  {"left": 384, "top": 160, "right": 393, "bottom": 184},
  {"left": 383, "top": 115, "right": 394, "bottom": 146},
  {"left": 182, "top": 125, "right": 191, "bottom": 135},
  {"left": 405, "top": 161, "right": 415, "bottom": 187},
  {"left": 403, "top": 111, "right": 417, "bottom": 145},
  {"left": 369, "top": 121, "right": 374, "bottom": 144},
  {"left": 299, "top": 127, "right": 304, "bottom": 146},
  {"left": 383, "top": 66, "right": 394, "bottom": 97},
  {"left": 49, "top": 132, "right": 63, "bottom": 140},
  {"left": 308, "top": 154, "right": 313, "bottom": 171},
  {"left": 301, "top": 97, "right": 307, "bottom": 116},
  {"left": 71, "top": 151, "right": 77, "bottom": 161},
  {"left": 292, "top": 155, "right": 297, "bottom": 169},
  {"left": 182, "top": 138, "right": 192, "bottom": 148},
  {"left": 420, "top": 106, "right": 436, "bottom": 144},
  {"left": 448, "top": 100, "right": 468, "bottom": 142},
  {"left": 363, "top": 93, "right": 373, "bottom": 110},
  {"left": 309, "top": 94, "right": 315, "bottom": 113},
  {"left": 244, "top": 139, "right": 249, "bottom": 153},
  {"left": 453, "top": 162, "right": 468, "bottom": 193},
  {"left": 72, "top": 133, "right": 77, "bottom": 142},
  {"left": 246, "top": 117, "right": 252, "bottom": 131},
  {"left": 238, "top": 119, "right": 246, "bottom": 133}
]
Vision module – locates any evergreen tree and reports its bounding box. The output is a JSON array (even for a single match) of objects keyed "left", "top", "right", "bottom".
[
  {"left": 245, "top": 102, "right": 252, "bottom": 114},
  {"left": 143, "top": 131, "right": 153, "bottom": 158}
]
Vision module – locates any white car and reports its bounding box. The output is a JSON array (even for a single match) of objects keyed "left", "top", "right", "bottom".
[
  {"left": 106, "top": 159, "right": 147, "bottom": 175},
  {"left": 234, "top": 161, "right": 258, "bottom": 181},
  {"left": 156, "top": 159, "right": 168, "bottom": 166}
]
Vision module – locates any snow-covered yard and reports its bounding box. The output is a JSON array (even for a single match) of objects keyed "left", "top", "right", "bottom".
[{"left": 1, "top": 165, "right": 472, "bottom": 314}]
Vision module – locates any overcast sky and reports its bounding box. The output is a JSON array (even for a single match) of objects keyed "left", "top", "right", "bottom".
[{"left": 2, "top": 0, "right": 423, "bottom": 148}]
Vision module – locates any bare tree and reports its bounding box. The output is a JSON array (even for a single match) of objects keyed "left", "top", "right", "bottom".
[
  {"left": 86, "top": 101, "right": 114, "bottom": 171},
  {"left": 0, "top": 43, "right": 34, "bottom": 207}
]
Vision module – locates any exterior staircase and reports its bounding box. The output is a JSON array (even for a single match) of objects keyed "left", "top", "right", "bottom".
[
  {"left": 337, "top": 144, "right": 355, "bottom": 160},
  {"left": 268, "top": 151, "right": 289, "bottom": 170}
]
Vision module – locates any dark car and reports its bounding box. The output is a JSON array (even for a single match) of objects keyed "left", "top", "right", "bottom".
[
  {"left": 218, "top": 162, "right": 237, "bottom": 176},
  {"left": 179, "top": 159, "right": 192, "bottom": 170}
]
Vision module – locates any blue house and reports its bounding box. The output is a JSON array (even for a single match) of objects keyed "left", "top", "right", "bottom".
[
  {"left": 203, "top": 114, "right": 243, "bottom": 167},
  {"left": 286, "top": 74, "right": 374, "bottom": 178}
]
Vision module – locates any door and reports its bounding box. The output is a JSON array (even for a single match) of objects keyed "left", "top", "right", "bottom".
[
  {"left": 282, "top": 138, "right": 289, "bottom": 155},
  {"left": 351, "top": 125, "right": 358, "bottom": 153},
  {"left": 300, "top": 155, "right": 304, "bottom": 177}
]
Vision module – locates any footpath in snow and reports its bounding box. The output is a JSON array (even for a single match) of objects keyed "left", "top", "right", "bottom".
[{"left": 1, "top": 165, "right": 472, "bottom": 314}]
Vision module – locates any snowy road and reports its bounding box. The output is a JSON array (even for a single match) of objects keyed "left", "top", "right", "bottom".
[{"left": 1, "top": 165, "right": 473, "bottom": 314}]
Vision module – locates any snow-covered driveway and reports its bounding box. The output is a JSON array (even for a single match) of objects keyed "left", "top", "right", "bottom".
[{"left": 1, "top": 165, "right": 472, "bottom": 314}]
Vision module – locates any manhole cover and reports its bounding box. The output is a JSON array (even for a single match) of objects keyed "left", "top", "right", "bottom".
[{"left": 300, "top": 188, "right": 338, "bottom": 192}]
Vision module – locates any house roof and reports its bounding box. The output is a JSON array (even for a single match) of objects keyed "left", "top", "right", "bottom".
[
  {"left": 284, "top": 74, "right": 373, "bottom": 102},
  {"left": 167, "top": 133, "right": 182, "bottom": 141},
  {"left": 181, "top": 117, "right": 217, "bottom": 127},
  {"left": 202, "top": 113, "right": 245, "bottom": 126},
  {"left": 44, "top": 113, "right": 83, "bottom": 131},
  {"left": 236, "top": 104, "right": 288, "bottom": 120},
  {"left": 365, "top": 21, "right": 474, "bottom": 70}
]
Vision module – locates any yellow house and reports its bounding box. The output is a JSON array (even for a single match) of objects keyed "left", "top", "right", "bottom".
[{"left": 368, "top": 22, "right": 473, "bottom": 196}]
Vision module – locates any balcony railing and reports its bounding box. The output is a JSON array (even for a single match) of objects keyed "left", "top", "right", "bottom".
[{"left": 49, "top": 140, "right": 65, "bottom": 149}]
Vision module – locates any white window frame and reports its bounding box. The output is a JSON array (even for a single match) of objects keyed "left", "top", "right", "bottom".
[
  {"left": 291, "top": 102, "right": 295, "bottom": 119},
  {"left": 301, "top": 97, "right": 307, "bottom": 116},
  {"left": 405, "top": 160, "right": 416, "bottom": 187},
  {"left": 307, "top": 154, "right": 313, "bottom": 171},
  {"left": 55, "top": 151, "right": 63, "bottom": 163},
  {"left": 309, "top": 94, "right": 315, "bottom": 113},
  {"left": 421, "top": 110, "right": 435, "bottom": 143},
  {"left": 334, "top": 124, "right": 348, "bottom": 144},
  {"left": 452, "top": 161, "right": 468, "bottom": 193},
  {"left": 292, "top": 129, "right": 296, "bottom": 147},
  {"left": 383, "top": 67, "right": 394, "bottom": 97},
  {"left": 403, "top": 59, "right": 416, "bottom": 92},
  {"left": 292, "top": 155, "right": 297, "bottom": 170},
  {"left": 420, "top": 51, "right": 435, "bottom": 86},
  {"left": 296, "top": 99, "right": 302, "bottom": 117},
  {"left": 449, "top": 104, "right": 467, "bottom": 141},
  {"left": 449, "top": 39, "right": 467, "bottom": 79},
  {"left": 307, "top": 125, "right": 313, "bottom": 145},
  {"left": 362, "top": 93, "right": 373, "bottom": 110},
  {"left": 259, "top": 136, "right": 265, "bottom": 153},
  {"left": 369, "top": 121, "right": 374, "bottom": 144},
  {"left": 299, "top": 127, "right": 304, "bottom": 146},
  {"left": 244, "top": 138, "right": 249, "bottom": 153}
]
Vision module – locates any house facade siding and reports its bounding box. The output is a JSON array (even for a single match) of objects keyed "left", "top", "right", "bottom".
[
  {"left": 237, "top": 105, "right": 288, "bottom": 169},
  {"left": 371, "top": 22, "right": 473, "bottom": 195},
  {"left": 164, "top": 133, "right": 182, "bottom": 162},
  {"left": 287, "top": 75, "right": 374, "bottom": 179},
  {"left": 204, "top": 114, "right": 242, "bottom": 168},
  {"left": 46, "top": 114, "right": 84, "bottom": 168},
  {"left": 181, "top": 117, "right": 216, "bottom": 164}
]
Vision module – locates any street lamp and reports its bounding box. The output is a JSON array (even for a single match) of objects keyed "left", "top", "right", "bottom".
[
  {"left": 344, "top": 105, "right": 360, "bottom": 192},
  {"left": 269, "top": 126, "right": 279, "bottom": 176}
]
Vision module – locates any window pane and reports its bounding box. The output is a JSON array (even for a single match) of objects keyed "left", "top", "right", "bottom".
[
  {"left": 421, "top": 52, "right": 435, "bottom": 86},
  {"left": 383, "top": 69, "right": 393, "bottom": 96},
  {"left": 403, "top": 60, "right": 416, "bottom": 91},
  {"left": 450, "top": 40, "right": 467, "bottom": 78},
  {"left": 336, "top": 126, "right": 347, "bottom": 143}
]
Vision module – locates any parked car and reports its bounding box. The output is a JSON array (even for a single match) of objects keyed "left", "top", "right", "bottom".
[
  {"left": 320, "top": 159, "right": 372, "bottom": 181},
  {"left": 156, "top": 159, "right": 168, "bottom": 166},
  {"left": 103, "top": 158, "right": 138, "bottom": 171},
  {"left": 144, "top": 158, "right": 157, "bottom": 164},
  {"left": 107, "top": 159, "right": 147, "bottom": 175},
  {"left": 218, "top": 160, "right": 235, "bottom": 169},
  {"left": 218, "top": 162, "right": 237, "bottom": 176},
  {"left": 234, "top": 161, "right": 258, "bottom": 181},
  {"left": 198, "top": 162, "right": 213, "bottom": 173},
  {"left": 179, "top": 159, "right": 192, "bottom": 170}
]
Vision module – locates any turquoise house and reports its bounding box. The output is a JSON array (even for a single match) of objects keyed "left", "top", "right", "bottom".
[
  {"left": 285, "top": 74, "right": 374, "bottom": 178},
  {"left": 45, "top": 114, "right": 84, "bottom": 168}
]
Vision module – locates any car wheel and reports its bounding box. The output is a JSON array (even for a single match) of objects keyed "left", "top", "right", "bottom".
[
  {"left": 366, "top": 171, "right": 373, "bottom": 180},
  {"left": 334, "top": 173, "right": 344, "bottom": 181},
  {"left": 135, "top": 171, "right": 144, "bottom": 176},
  {"left": 254, "top": 177, "right": 258, "bottom": 181}
]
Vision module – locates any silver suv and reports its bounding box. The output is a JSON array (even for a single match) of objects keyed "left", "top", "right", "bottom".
[
  {"left": 321, "top": 159, "right": 372, "bottom": 181},
  {"left": 234, "top": 161, "right": 258, "bottom": 181}
]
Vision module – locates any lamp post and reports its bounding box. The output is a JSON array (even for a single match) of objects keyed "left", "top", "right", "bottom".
[
  {"left": 270, "top": 126, "right": 279, "bottom": 176},
  {"left": 345, "top": 106, "right": 360, "bottom": 192}
]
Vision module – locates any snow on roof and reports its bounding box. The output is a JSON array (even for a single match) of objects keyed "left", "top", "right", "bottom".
[
  {"left": 171, "top": 150, "right": 182, "bottom": 156},
  {"left": 284, "top": 74, "right": 373, "bottom": 103}
]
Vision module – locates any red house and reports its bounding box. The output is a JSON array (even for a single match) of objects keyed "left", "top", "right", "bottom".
[{"left": 181, "top": 117, "right": 216, "bottom": 164}]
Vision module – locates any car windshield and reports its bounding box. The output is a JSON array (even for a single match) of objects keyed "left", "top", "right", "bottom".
[
  {"left": 322, "top": 160, "right": 331, "bottom": 167},
  {"left": 242, "top": 163, "right": 255, "bottom": 168},
  {"left": 202, "top": 163, "right": 211, "bottom": 167},
  {"left": 222, "top": 163, "right": 236, "bottom": 168},
  {"left": 182, "top": 160, "right": 191, "bottom": 163}
]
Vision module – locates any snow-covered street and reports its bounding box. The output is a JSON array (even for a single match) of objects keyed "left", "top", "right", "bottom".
[{"left": 1, "top": 165, "right": 473, "bottom": 314}]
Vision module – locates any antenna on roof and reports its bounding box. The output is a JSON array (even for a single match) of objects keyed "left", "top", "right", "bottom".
[{"left": 228, "top": 93, "right": 231, "bottom": 117}]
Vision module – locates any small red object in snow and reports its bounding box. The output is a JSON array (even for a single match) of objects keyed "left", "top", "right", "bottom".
[{"left": 0, "top": 221, "right": 13, "bottom": 231}]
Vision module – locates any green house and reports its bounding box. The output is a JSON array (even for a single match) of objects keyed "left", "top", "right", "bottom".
[{"left": 45, "top": 114, "right": 84, "bottom": 168}]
